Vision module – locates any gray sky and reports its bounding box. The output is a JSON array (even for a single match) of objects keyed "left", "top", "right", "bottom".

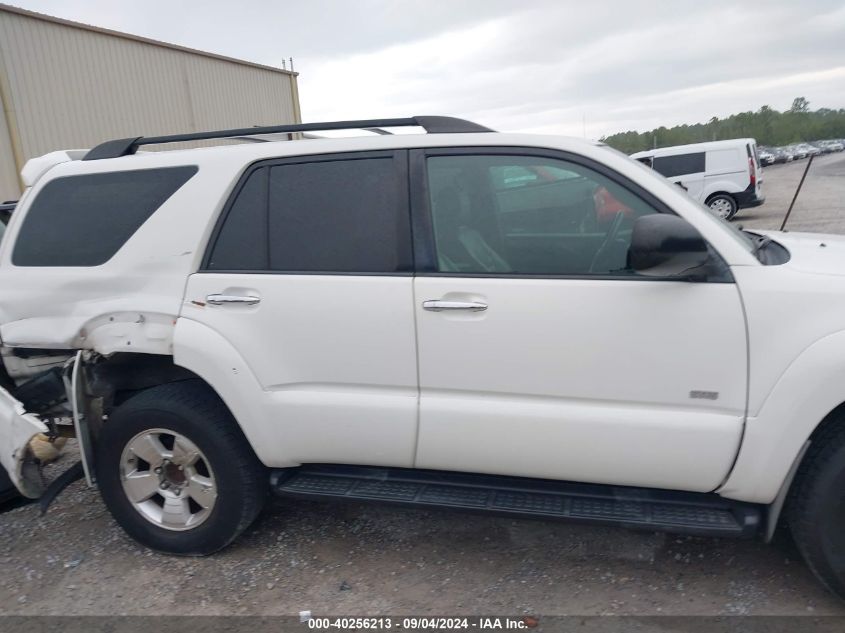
[{"left": 9, "top": 0, "right": 845, "bottom": 138}]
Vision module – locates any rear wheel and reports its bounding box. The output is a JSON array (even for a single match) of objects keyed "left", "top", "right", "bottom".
[
  {"left": 95, "top": 380, "right": 266, "bottom": 554},
  {"left": 706, "top": 193, "right": 738, "bottom": 220},
  {"left": 786, "top": 420, "right": 845, "bottom": 600}
]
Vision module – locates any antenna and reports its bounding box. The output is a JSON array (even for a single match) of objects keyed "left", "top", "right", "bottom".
[{"left": 779, "top": 154, "right": 814, "bottom": 231}]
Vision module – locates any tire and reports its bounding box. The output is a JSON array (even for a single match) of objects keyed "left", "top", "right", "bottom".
[
  {"left": 786, "top": 419, "right": 845, "bottom": 600},
  {"left": 706, "top": 193, "right": 738, "bottom": 220},
  {"left": 95, "top": 380, "right": 266, "bottom": 554}
]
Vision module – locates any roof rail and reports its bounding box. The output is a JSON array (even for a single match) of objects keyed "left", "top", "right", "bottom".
[
  {"left": 0, "top": 201, "right": 16, "bottom": 213},
  {"left": 83, "top": 116, "right": 494, "bottom": 161}
]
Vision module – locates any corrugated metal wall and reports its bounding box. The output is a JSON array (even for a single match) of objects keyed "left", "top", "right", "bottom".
[{"left": 0, "top": 5, "right": 300, "bottom": 201}]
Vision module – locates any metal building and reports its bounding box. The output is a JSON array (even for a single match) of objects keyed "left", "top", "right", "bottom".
[{"left": 0, "top": 3, "right": 301, "bottom": 202}]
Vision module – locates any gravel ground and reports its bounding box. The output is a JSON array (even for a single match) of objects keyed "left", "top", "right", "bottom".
[{"left": 1, "top": 154, "right": 845, "bottom": 617}]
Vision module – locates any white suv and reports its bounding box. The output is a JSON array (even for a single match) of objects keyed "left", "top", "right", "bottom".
[{"left": 1, "top": 117, "right": 845, "bottom": 600}]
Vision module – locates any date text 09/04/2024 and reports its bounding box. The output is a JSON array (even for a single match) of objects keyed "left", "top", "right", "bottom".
[{"left": 305, "top": 616, "right": 538, "bottom": 630}]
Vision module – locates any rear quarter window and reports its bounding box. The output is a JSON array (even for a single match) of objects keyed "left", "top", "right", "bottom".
[
  {"left": 12, "top": 166, "right": 197, "bottom": 266},
  {"left": 652, "top": 152, "right": 705, "bottom": 178}
]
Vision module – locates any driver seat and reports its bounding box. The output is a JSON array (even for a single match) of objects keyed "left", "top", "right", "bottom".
[{"left": 432, "top": 184, "right": 511, "bottom": 273}]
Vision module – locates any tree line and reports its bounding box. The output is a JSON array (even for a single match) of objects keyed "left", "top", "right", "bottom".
[{"left": 601, "top": 98, "right": 845, "bottom": 154}]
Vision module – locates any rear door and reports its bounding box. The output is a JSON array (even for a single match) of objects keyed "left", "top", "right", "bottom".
[
  {"left": 182, "top": 151, "right": 420, "bottom": 467},
  {"left": 705, "top": 147, "right": 747, "bottom": 194}
]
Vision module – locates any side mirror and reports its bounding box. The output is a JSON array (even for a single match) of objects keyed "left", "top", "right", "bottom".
[{"left": 630, "top": 214, "right": 709, "bottom": 278}]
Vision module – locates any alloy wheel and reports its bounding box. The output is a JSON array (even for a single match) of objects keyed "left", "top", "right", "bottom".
[{"left": 119, "top": 428, "right": 217, "bottom": 531}]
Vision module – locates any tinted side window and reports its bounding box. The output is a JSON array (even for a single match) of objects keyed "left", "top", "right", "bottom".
[
  {"left": 427, "top": 154, "right": 660, "bottom": 276},
  {"left": 206, "top": 168, "right": 269, "bottom": 270},
  {"left": 13, "top": 167, "right": 197, "bottom": 266},
  {"left": 652, "top": 152, "right": 705, "bottom": 178},
  {"left": 266, "top": 157, "right": 411, "bottom": 273}
]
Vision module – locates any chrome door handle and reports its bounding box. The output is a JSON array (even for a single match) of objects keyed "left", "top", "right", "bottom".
[
  {"left": 422, "top": 300, "right": 487, "bottom": 312},
  {"left": 206, "top": 294, "right": 261, "bottom": 306}
]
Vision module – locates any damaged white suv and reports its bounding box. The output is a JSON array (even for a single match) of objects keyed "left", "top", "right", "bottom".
[{"left": 2, "top": 116, "right": 845, "bottom": 600}]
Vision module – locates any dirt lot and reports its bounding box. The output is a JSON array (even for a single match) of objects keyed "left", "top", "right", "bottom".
[{"left": 1, "top": 154, "right": 845, "bottom": 618}]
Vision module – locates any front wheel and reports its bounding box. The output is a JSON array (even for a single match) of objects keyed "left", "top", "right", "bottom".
[
  {"left": 786, "top": 421, "right": 845, "bottom": 600},
  {"left": 706, "top": 194, "right": 738, "bottom": 220},
  {"left": 95, "top": 380, "right": 266, "bottom": 554}
]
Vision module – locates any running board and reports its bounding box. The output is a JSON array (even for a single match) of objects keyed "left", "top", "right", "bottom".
[{"left": 270, "top": 465, "right": 762, "bottom": 538}]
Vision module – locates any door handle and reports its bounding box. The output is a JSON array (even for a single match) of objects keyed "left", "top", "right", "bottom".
[
  {"left": 206, "top": 294, "right": 261, "bottom": 306},
  {"left": 422, "top": 299, "right": 487, "bottom": 312}
]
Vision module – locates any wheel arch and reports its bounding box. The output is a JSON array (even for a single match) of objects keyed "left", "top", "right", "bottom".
[
  {"left": 89, "top": 352, "right": 202, "bottom": 409},
  {"left": 87, "top": 319, "right": 276, "bottom": 468},
  {"left": 719, "top": 329, "right": 845, "bottom": 504},
  {"left": 171, "top": 317, "right": 278, "bottom": 467},
  {"left": 704, "top": 190, "right": 738, "bottom": 205}
]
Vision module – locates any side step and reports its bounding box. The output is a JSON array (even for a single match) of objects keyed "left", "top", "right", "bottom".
[{"left": 271, "top": 465, "right": 762, "bottom": 538}]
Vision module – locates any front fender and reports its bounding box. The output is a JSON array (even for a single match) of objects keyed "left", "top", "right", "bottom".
[{"left": 719, "top": 329, "right": 845, "bottom": 503}]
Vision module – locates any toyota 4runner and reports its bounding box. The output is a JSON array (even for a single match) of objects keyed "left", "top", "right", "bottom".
[{"left": 2, "top": 116, "right": 845, "bottom": 600}]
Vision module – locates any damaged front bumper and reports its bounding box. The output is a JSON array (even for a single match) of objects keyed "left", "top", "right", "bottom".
[{"left": 0, "top": 384, "right": 49, "bottom": 498}]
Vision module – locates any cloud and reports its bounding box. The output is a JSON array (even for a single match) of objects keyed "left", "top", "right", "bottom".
[
  {"left": 10, "top": 0, "right": 845, "bottom": 138},
  {"left": 295, "top": 0, "right": 845, "bottom": 138}
]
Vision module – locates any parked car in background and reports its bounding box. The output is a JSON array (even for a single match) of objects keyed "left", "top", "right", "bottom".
[
  {"left": 789, "top": 144, "right": 809, "bottom": 159},
  {"left": 758, "top": 147, "right": 776, "bottom": 166},
  {"left": 772, "top": 147, "right": 794, "bottom": 163},
  {"left": 818, "top": 140, "right": 844, "bottom": 152},
  {"left": 631, "top": 138, "right": 764, "bottom": 219}
]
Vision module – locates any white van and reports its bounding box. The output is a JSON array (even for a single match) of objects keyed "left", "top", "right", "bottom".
[{"left": 631, "top": 139, "right": 764, "bottom": 219}]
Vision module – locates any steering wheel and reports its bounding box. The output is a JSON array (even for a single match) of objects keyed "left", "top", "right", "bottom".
[{"left": 589, "top": 211, "right": 625, "bottom": 273}]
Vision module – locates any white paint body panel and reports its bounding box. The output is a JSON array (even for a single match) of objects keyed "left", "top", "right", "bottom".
[
  {"left": 413, "top": 277, "right": 747, "bottom": 491},
  {"left": 179, "top": 274, "right": 419, "bottom": 467},
  {"left": 0, "top": 385, "right": 48, "bottom": 497},
  {"left": 20, "top": 150, "right": 88, "bottom": 187},
  {"left": 718, "top": 232, "right": 845, "bottom": 502}
]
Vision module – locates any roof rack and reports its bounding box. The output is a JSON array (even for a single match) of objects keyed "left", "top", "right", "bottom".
[{"left": 83, "top": 116, "right": 494, "bottom": 161}]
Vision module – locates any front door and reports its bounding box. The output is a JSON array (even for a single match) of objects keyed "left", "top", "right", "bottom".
[{"left": 411, "top": 149, "right": 747, "bottom": 492}]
